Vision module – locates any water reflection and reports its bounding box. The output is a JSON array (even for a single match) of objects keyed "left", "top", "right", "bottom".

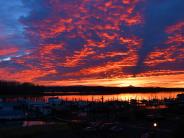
[
  {"left": 0, "top": 92, "right": 183, "bottom": 103},
  {"left": 45, "top": 92, "right": 183, "bottom": 102},
  {"left": 22, "top": 121, "right": 54, "bottom": 127},
  {"left": 23, "top": 121, "right": 46, "bottom": 127}
]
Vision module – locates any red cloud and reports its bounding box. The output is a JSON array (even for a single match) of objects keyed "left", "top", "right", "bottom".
[
  {"left": 145, "top": 21, "right": 184, "bottom": 67},
  {"left": 0, "top": 47, "right": 19, "bottom": 56},
  {"left": 14, "top": 0, "right": 144, "bottom": 82}
]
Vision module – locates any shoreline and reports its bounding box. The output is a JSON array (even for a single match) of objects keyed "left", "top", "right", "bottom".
[{"left": 0, "top": 91, "right": 183, "bottom": 97}]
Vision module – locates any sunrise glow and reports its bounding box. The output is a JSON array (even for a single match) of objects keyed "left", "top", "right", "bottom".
[{"left": 0, "top": 0, "right": 184, "bottom": 87}]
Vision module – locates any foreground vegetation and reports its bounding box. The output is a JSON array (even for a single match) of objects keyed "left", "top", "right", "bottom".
[
  {"left": 0, "top": 120, "right": 184, "bottom": 138},
  {"left": 0, "top": 123, "right": 131, "bottom": 138}
]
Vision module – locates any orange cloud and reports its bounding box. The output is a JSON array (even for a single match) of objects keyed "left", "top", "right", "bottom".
[
  {"left": 0, "top": 47, "right": 19, "bottom": 56},
  {"left": 145, "top": 21, "right": 184, "bottom": 66}
]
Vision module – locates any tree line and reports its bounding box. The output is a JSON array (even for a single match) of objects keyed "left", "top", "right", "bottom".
[{"left": 0, "top": 80, "right": 184, "bottom": 95}]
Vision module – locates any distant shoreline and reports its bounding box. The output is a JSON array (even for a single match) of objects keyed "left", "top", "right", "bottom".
[
  {"left": 1, "top": 80, "right": 184, "bottom": 96},
  {"left": 0, "top": 90, "right": 184, "bottom": 97}
]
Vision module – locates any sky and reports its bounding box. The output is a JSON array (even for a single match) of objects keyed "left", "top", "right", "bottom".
[{"left": 0, "top": 0, "right": 184, "bottom": 87}]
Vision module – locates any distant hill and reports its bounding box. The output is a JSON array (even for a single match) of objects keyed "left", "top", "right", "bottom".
[
  {"left": 0, "top": 80, "right": 184, "bottom": 95},
  {"left": 0, "top": 80, "right": 44, "bottom": 94}
]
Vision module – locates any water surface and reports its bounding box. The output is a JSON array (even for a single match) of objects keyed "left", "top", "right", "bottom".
[
  {"left": 45, "top": 91, "right": 183, "bottom": 102},
  {"left": 0, "top": 91, "right": 183, "bottom": 102}
]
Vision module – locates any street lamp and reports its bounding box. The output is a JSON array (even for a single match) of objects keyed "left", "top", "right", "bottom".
[{"left": 153, "top": 122, "right": 157, "bottom": 128}]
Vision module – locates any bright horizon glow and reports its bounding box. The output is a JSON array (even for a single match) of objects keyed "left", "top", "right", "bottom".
[{"left": 36, "top": 74, "right": 184, "bottom": 88}]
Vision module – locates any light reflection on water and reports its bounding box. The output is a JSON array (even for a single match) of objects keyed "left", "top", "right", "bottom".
[
  {"left": 44, "top": 92, "right": 183, "bottom": 102},
  {"left": 0, "top": 92, "right": 183, "bottom": 102},
  {"left": 22, "top": 121, "right": 54, "bottom": 127},
  {"left": 22, "top": 121, "right": 46, "bottom": 127}
]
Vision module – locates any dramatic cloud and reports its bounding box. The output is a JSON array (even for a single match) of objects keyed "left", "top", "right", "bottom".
[{"left": 0, "top": 0, "right": 184, "bottom": 87}]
